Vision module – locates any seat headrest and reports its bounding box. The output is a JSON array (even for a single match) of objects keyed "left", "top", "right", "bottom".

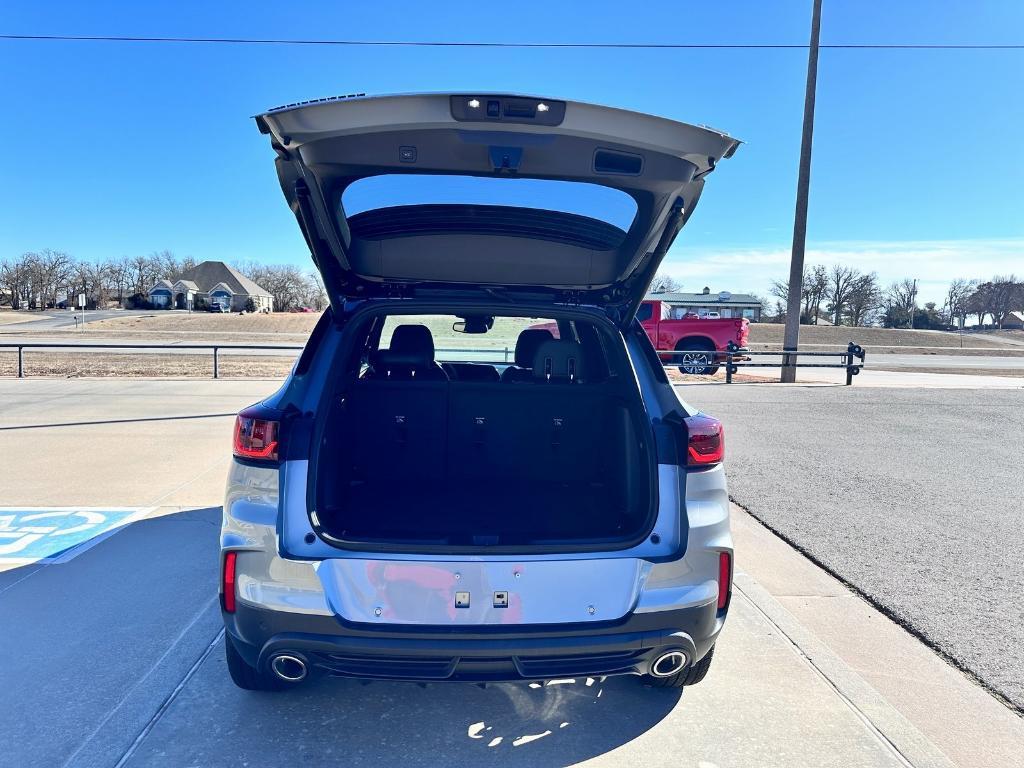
[
  {"left": 514, "top": 328, "right": 555, "bottom": 367},
  {"left": 532, "top": 339, "right": 586, "bottom": 382},
  {"left": 371, "top": 324, "right": 435, "bottom": 369}
]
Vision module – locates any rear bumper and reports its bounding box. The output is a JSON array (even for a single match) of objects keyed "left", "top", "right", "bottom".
[{"left": 225, "top": 600, "right": 723, "bottom": 683}]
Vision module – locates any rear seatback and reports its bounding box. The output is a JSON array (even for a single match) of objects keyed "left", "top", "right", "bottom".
[
  {"left": 335, "top": 324, "right": 449, "bottom": 496},
  {"left": 333, "top": 337, "right": 634, "bottom": 529},
  {"left": 447, "top": 340, "right": 621, "bottom": 497},
  {"left": 342, "top": 378, "right": 449, "bottom": 489}
]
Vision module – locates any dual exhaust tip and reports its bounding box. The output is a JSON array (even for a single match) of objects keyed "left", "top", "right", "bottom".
[
  {"left": 649, "top": 650, "right": 688, "bottom": 678},
  {"left": 270, "top": 653, "right": 308, "bottom": 683},
  {"left": 270, "top": 649, "right": 687, "bottom": 682}
]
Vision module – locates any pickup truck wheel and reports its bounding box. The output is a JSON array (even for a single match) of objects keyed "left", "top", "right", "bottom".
[{"left": 676, "top": 342, "right": 719, "bottom": 376}]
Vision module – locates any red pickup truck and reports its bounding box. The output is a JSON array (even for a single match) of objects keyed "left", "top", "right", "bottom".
[{"left": 639, "top": 299, "right": 749, "bottom": 375}]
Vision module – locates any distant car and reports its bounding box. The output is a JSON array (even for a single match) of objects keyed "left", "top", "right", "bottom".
[
  {"left": 209, "top": 303, "right": 230, "bottom": 313},
  {"left": 700, "top": 311, "right": 721, "bottom": 320},
  {"left": 221, "top": 92, "right": 736, "bottom": 693}
]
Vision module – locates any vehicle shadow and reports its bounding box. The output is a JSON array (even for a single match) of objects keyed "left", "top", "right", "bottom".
[{"left": 167, "top": 648, "right": 683, "bottom": 767}]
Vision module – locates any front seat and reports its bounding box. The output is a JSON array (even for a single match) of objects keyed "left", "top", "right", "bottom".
[
  {"left": 501, "top": 328, "right": 554, "bottom": 382},
  {"left": 366, "top": 325, "right": 448, "bottom": 380}
]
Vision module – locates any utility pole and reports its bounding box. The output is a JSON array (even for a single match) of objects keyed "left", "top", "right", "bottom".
[
  {"left": 781, "top": 0, "right": 823, "bottom": 383},
  {"left": 908, "top": 278, "right": 918, "bottom": 329}
]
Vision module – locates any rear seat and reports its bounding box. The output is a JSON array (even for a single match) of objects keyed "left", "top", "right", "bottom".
[
  {"left": 500, "top": 328, "right": 553, "bottom": 382},
  {"left": 448, "top": 340, "right": 613, "bottom": 498},
  {"left": 337, "top": 332, "right": 624, "bottom": 528},
  {"left": 340, "top": 325, "right": 449, "bottom": 495}
]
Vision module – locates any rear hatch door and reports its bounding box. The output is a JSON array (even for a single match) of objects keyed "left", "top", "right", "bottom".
[{"left": 256, "top": 93, "right": 738, "bottom": 321}]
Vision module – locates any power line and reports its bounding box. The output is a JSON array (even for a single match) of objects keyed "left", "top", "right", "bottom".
[{"left": 0, "top": 33, "right": 1021, "bottom": 49}]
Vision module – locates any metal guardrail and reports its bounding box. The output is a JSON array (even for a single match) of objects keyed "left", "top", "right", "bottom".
[
  {"left": 660, "top": 342, "right": 867, "bottom": 385},
  {"left": 3, "top": 340, "right": 866, "bottom": 384},
  {"left": 1, "top": 342, "right": 305, "bottom": 379}
]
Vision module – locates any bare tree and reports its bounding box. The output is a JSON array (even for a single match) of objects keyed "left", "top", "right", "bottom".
[
  {"left": 845, "top": 272, "right": 882, "bottom": 326},
  {"left": 105, "top": 257, "right": 133, "bottom": 307},
  {"left": 824, "top": 264, "right": 861, "bottom": 326},
  {"left": 943, "top": 279, "right": 976, "bottom": 329},
  {"left": 0, "top": 255, "right": 31, "bottom": 309},
  {"left": 989, "top": 275, "right": 1022, "bottom": 328},
  {"left": 649, "top": 272, "right": 680, "bottom": 294},
  {"left": 806, "top": 264, "right": 828, "bottom": 324},
  {"left": 771, "top": 263, "right": 828, "bottom": 324},
  {"left": 235, "top": 262, "right": 316, "bottom": 311},
  {"left": 964, "top": 279, "right": 1022, "bottom": 328},
  {"left": 305, "top": 271, "right": 328, "bottom": 310}
]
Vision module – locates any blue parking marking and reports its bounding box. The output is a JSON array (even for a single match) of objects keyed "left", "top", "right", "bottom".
[{"left": 0, "top": 508, "right": 149, "bottom": 564}]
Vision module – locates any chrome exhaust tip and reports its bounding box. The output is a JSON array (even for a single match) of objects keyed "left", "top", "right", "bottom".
[
  {"left": 650, "top": 650, "right": 688, "bottom": 678},
  {"left": 270, "top": 653, "right": 308, "bottom": 682}
]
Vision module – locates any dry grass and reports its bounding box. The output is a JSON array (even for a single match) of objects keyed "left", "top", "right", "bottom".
[
  {"left": 83, "top": 311, "right": 321, "bottom": 338},
  {"left": 747, "top": 322, "right": 1010, "bottom": 350},
  {"left": 0, "top": 311, "right": 42, "bottom": 326},
  {"left": 0, "top": 351, "right": 296, "bottom": 379}
]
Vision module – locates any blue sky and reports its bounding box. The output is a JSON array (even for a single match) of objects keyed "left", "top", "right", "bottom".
[{"left": 1, "top": 1, "right": 1021, "bottom": 305}]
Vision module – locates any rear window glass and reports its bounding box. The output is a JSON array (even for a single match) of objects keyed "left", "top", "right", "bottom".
[
  {"left": 378, "top": 314, "right": 557, "bottom": 364},
  {"left": 342, "top": 175, "right": 638, "bottom": 231}
]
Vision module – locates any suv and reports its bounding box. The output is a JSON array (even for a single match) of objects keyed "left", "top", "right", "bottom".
[{"left": 221, "top": 93, "right": 737, "bottom": 690}]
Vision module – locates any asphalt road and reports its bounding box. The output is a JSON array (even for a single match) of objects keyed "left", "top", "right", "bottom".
[
  {"left": 0, "top": 309, "right": 152, "bottom": 330},
  {"left": 681, "top": 384, "right": 1024, "bottom": 711},
  {"left": 6, "top": 378, "right": 1006, "bottom": 767}
]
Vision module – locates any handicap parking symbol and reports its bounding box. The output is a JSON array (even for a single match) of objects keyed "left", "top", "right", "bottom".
[{"left": 0, "top": 508, "right": 149, "bottom": 564}]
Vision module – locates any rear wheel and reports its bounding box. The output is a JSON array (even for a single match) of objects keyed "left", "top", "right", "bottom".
[
  {"left": 676, "top": 341, "right": 719, "bottom": 376},
  {"left": 643, "top": 645, "right": 716, "bottom": 689},
  {"left": 225, "top": 635, "right": 285, "bottom": 691}
]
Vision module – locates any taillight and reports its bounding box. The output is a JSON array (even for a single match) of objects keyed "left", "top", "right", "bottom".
[
  {"left": 233, "top": 409, "right": 280, "bottom": 462},
  {"left": 717, "top": 551, "right": 732, "bottom": 611},
  {"left": 684, "top": 414, "right": 724, "bottom": 466},
  {"left": 222, "top": 551, "right": 237, "bottom": 613}
]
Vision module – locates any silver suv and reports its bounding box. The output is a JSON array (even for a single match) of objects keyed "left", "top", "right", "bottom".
[{"left": 220, "top": 93, "right": 736, "bottom": 690}]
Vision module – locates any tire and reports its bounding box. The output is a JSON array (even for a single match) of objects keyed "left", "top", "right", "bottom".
[
  {"left": 676, "top": 341, "right": 719, "bottom": 376},
  {"left": 643, "top": 645, "right": 716, "bottom": 689},
  {"left": 225, "top": 635, "right": 286, "bottom": 691}
]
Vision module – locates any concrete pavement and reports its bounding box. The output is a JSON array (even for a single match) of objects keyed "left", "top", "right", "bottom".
[
  {"left": 0, "top": 378, "right": 1020, "bottom": 767},
  {"left": 681, "top": 384, "right": 1024, "bottom": 712}
]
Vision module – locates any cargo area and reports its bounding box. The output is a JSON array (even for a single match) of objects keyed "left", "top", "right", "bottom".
[{"left": 311, "top": 314, "right": 655, "bottom": 550}]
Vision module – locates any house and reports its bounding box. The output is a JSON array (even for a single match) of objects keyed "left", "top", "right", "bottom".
[
  {"left": 647, "top": 286, "right": 763, "bottom": 322},
  {"left": 1004, "top": 311, "right": 1024, "bottom": 330},
  {"left": 148, "top": 261, "right": 273, "bottom": 312}
]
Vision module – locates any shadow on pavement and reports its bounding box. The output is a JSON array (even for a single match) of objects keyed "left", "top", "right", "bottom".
[
  {"left": 132, "top": 646, "right": 682, "bottom": 767},
  {"left": 0, "top": 507, "right": 225, "bottom": 768}
]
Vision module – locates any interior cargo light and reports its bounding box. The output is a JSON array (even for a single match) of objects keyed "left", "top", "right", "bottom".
[
  {"left": 468, "top": 98, "right": 481, "bottom": 108},
  {"left": 684, "top": 414, "right": 724, "bottom": 466},
  {"left": 537, "top": 102, "right": 550, "bottom": 112},
  {"left": 233, "top": 411, "right": 280, "bottom": 462},
  {"left": 222, "top": 551, "right": 238, "bottom": 613}
]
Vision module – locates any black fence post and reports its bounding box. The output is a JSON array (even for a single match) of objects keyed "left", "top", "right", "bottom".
[
  {"left": 725, "top": 341, "right": 736, "bottom": 384},
  {"left": 17, "top": 346, "right": 24, "bottom": 378},
  {"left": 213, "top": 347, "right": 219, "bottom": 379},
  {"left": 846, "top": 342, "right": 854, "bottom": 386}
]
